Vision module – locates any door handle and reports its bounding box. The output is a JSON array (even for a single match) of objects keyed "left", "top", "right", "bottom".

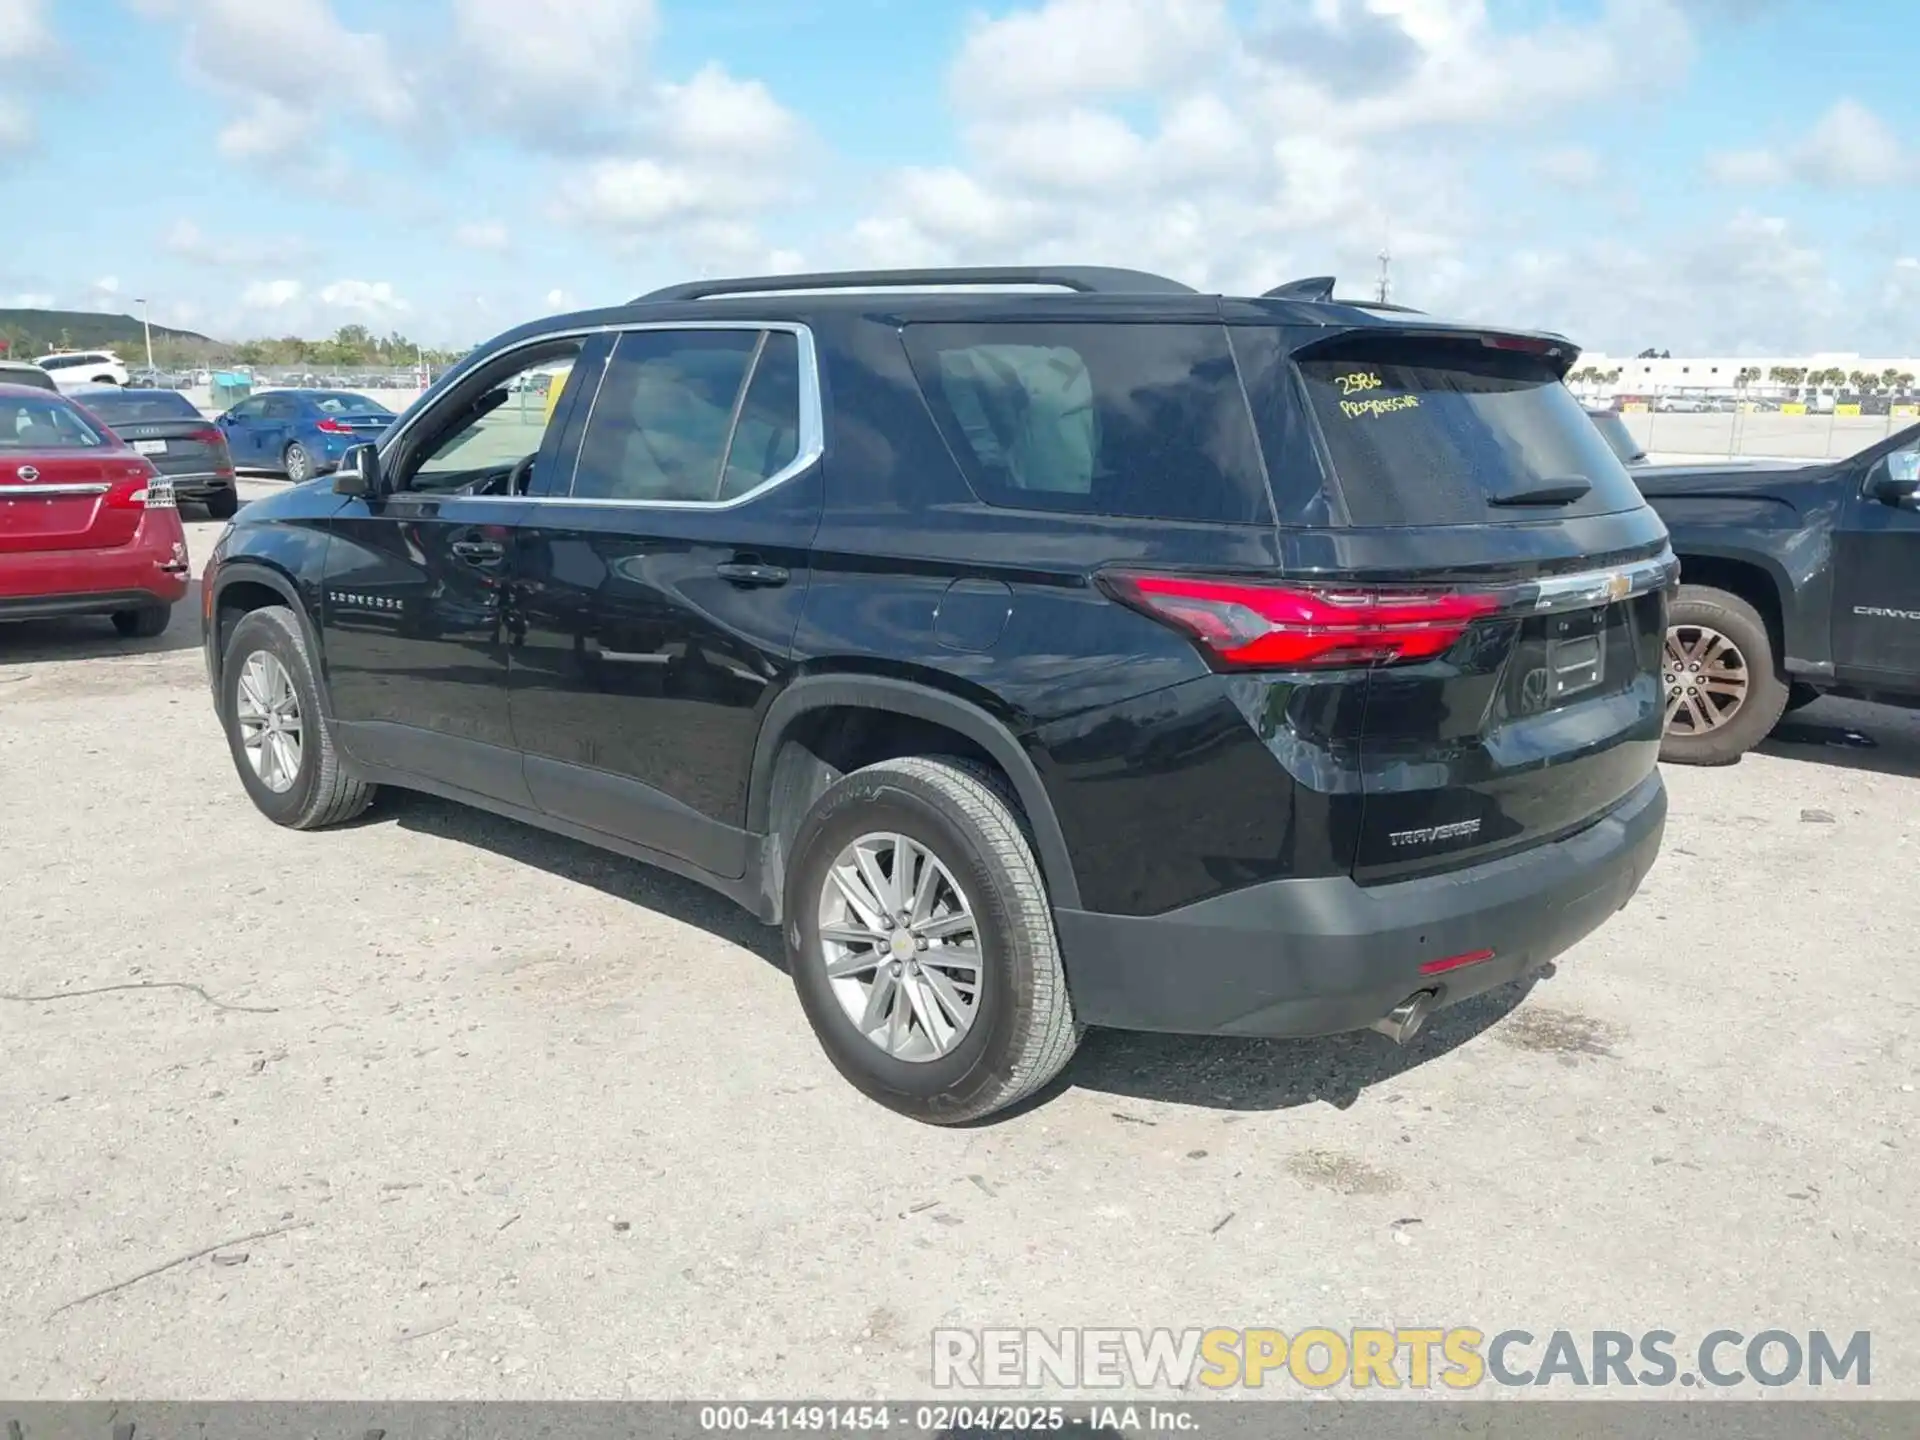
[
  {"left": 451, "top": 539, "right": 506, "bottom": 565},
  {"left": 715, "top": 559, "right": 790, "bottom": 587}
]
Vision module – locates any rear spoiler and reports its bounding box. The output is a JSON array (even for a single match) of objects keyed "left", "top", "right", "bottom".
[{"left": 1290, "top": 322, "right": 1580, "bottom": 378}]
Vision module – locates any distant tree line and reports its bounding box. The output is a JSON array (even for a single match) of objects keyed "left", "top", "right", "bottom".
[
  {"left": 1569, "top": 363, "right": 1917, "bottom": 393},
  {"left": 0, "top": 312, "right": 469, "bottom": 371}
]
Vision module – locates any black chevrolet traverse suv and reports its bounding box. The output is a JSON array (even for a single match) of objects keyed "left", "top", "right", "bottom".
[{"left": 202, "top": 266, "right": 1674, "bottom": 1123}]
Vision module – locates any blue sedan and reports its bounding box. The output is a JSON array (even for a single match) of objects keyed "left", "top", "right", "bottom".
[{"left": 216, "top": 389, "right": 395, "bottom": 482}]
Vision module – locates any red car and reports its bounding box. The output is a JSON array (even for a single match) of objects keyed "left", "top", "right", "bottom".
[{"left": 0, "top": 383, "right": 191, "bottom": 637}]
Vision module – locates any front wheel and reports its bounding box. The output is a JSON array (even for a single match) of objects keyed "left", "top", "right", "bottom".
[
  {"left": 220, "top": 605, "right": 375, "bottom": 828},
  {"left": 784, "top": 756, "right": 1081, "bottom": 1124},
  {"left": 1659, "top": 584, "right": 1788, "bottom": 765},
  {"left": 283, "top": 442, "right": 314, "bottom": 483}
]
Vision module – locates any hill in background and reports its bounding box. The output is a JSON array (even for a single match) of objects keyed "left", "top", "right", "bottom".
[{"left": 0, "top": 308, "right": 217, "bottom": 361}]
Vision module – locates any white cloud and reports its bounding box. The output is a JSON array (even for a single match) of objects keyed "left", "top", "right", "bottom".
[
  {"left": 657, "top": 65, "right": 803, "bottom": 161},
  {"left": 1532, "top": 146, "right": 1605, "bottom": 188},
  {"left": 1796, "top": 99, "right": 1909, "bottom": 186},
  {"left": 1706, "top": 98, "right": 1911, "bottom": 189},
  {"left": 162, "top": 218, "right": 310, "bottom": 268},
  {"left": 545, "top": 288, "right": 578, "bottom": 312},
  {"left": 454, "top": 220, "right": 512, "bottom": 252},
  {"left": 2, "top": 290, "right": 53, "bottom": 308},
  {"left": 317, "top": 279, "right": 410, "bottom": 318},
  {"left": 0, "top": 0, "right": 52, "bottom": 60},
  {"left": 0, "top": 0, "right": 55, "bottom": 153},
  {"left": 949, "top": 0, "right": 1232, "bottom": 111},
  {"left": 451, "top": 0, "right": 655, "bottom": 142},
  {"left": 241, "top": 279, "right": 304, "bottom": 310},
  {"left": 853, "top": 0, "right": 1693, "bottom": 300},
  {"left": 139, "top": 0, "right": 417, "bottom": 167},
  {"left": 0, "top": 91, "right": 29, "bottom": 152}
]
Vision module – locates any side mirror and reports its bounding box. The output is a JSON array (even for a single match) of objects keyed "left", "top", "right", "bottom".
[
  {"left": 1867, "top": 463, "right": 1920, "bottom": 510},
  {"left": 333, "top": 442, "right": 383, "bottom": 497}
]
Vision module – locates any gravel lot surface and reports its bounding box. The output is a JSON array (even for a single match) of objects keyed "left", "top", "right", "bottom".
[{"left": 2, "top": 481, "right": 1916, "bottom": 1399}]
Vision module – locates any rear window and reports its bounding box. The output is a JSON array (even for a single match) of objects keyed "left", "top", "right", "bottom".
[
  {"left": 1296, "top": 338, "right": 1646, "bottom": 527},
  {"left": 82, "top": 390, "right": 201, "bottom": 423},
  {"left": 0, "top": 395, "right": 104, "bottom": 448},
  {"left": 903, "top": 322, "right": 1273, "bottom": 526},
  {"left": 312, "top": 392, "right": 390, "bottom": 415},
  {"left": 1586, "top": 409, "right": 1646, "bottom": 466}
]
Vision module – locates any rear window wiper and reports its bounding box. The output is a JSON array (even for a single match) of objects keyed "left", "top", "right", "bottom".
[{"left": 1487, "top": 475, "right": 1592, "bottom": 507}]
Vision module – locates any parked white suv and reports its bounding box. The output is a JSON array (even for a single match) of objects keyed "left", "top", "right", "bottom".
[{"left": 33, "top": 350, "right": 130, "bottom": 391}]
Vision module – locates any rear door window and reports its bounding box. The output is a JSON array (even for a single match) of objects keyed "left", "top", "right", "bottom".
[
  {"left": 1295, "top": 337, "right": 1646, "bottom": 527},
  {"left": 571, "top": 328, "right": 805, "bottom": 504},
  {"left": 903, "top": 322, "right": 1273, "bottom": 526}
]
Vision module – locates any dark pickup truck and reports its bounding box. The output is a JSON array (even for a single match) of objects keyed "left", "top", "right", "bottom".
[{"left": 1636, "top": 422, "right": 1920, "bottom": 763}]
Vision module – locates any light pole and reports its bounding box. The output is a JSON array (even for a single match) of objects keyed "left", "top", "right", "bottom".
[{"left": 133, "top": 296, "right": 155, "bottom": 374}]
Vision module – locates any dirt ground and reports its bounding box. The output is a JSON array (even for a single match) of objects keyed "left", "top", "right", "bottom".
[{"left": 2, "top": 481, "right": 1916, "bottom": 1399}]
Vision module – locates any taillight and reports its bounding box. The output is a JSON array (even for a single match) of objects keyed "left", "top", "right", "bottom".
[
  {"left": 1099, "top": 571, "right": 1501, "bottom": 670},
  {"left": 190, "top": 426, "right": 224, "bottom": 446},
  {"left": 104, "top": 461, "right": 173, "bottom": 510},
  {"left": 315, "top": 417, "right": 353, "bottom": 435}
]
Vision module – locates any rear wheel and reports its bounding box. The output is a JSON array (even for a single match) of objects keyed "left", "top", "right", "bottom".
[
  {"left": 204, "top": 486, "right": 240, "bottom": 519},
  {"left": 1659, "top": 584, "right": 1788, "bottom": 765},
  {"left": 111, "top": 605, "right": 170, "bottom": 639},
  {"left": 784, "top": 756, "right": 1081, "bottom": 1125},
  {"left": 220, "top": 605, "right": 375, "bottom": 828},
  {"left": 283, "top": 442, "right": 313, "bottom": 483}
]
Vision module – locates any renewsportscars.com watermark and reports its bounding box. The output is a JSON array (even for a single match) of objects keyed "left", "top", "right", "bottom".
[{"left": 933, "top": 1327, "right": 1872, "bottom": 1392}]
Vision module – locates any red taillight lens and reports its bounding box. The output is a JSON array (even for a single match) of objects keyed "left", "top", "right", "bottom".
[
  {"left": 1100, "top": 571, "right": 1501, "bottom": 669},
  {"left": 315, "top": 417, "right": 353, "bottom": 435},
  {"left": 190, "top": 426, "right": 224, "bottom": 446},
  {"left": 104, "top": 461, "right": 163, "bottom": 509}
]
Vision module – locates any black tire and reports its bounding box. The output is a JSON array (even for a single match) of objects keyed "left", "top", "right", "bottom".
[
  {"left": 1783, "top": 682, "right": 1822, "bottom": 716},
  {"left": 283, "top": 442, "right": 313, "bottom": 483},
  {"left": 111, "top": 605, "right": 171, "bottom": 638},
  {"left": 784, "top": 756, "right": 1081, "bottom": 1125},
  {"left": 204, "top": 486, "right": 240, "bottom": 519},
  {"left": 1659, "top": 584, "right": 1788, "bottom": 765},
  {"left": 220, "top": 605, "right": 375, "bottom": 829}
]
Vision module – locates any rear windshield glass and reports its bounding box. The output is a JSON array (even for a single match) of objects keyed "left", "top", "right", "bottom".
[
  {"left": 1, "top": 395, "right": 103, "bottom": 448},
  {"left": 1296, "top": 339, "right": 1645, "bottom": 527},
  {"left": 312, "top": 392, "right": 390, "bottom": 415},
  {"left": 903, "top": 322, "right": 1273, "bottom": 525},
  {"left": 82, "top": 390, "right": 200, "bottom": 423},
  {"left": 1586, "top": 409, "right": 1646, "bottom": 465}
]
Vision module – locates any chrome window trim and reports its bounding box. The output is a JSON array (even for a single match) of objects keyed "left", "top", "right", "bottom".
[{"left": 380, "top": 320, "right": 824, "bottom": 513}]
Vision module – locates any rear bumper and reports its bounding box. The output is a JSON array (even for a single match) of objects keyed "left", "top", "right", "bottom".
[
  {"left": 0, "top": 521, "right": 191, "bottom": 617},
  {"left": 1053, "top": 772, "right": 1665, "bottom": 1037}
]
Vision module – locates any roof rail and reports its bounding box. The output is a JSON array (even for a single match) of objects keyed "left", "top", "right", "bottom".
[
  {"left": 1262, "top": 276, "right": 1338, "bottom": 302},
  {"left": 633, "top": 266, "right": 1198, "bottom": 304}
]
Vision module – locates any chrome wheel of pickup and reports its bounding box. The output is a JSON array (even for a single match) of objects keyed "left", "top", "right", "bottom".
[{"left": 1663, "top": 623, "right": 1749, "bottom": 735}]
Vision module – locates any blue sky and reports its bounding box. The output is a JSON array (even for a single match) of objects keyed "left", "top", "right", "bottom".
[{"left": 0, "top": 0, "right": 1914, "bottom": 356}]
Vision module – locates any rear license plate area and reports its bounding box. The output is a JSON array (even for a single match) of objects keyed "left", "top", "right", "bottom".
[
  {"left": 132, "top": 439, "right": 167, "bottom": 455},
  {"left": 1508, "top": 606, "right": 1611, "bottom": 715}
]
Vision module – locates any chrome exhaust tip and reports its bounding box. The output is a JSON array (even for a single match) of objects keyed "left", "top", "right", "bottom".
[{"left": 1370, "top": 990, "right": 1439, "bottom": 1045}]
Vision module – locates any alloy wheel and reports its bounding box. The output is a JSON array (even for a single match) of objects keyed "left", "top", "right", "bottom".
[
  {"left": 816, "top": 832, "right": 982, "bottom": 1062},
  {"left": 285, "top": 445, "right": 311, "bottom": 482},
  {"left": 235, "top": 651, "right": 304, "bottom": 793},
  {"left": 1663, "top": 624, "right": 1749, "bottom": 735}
]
